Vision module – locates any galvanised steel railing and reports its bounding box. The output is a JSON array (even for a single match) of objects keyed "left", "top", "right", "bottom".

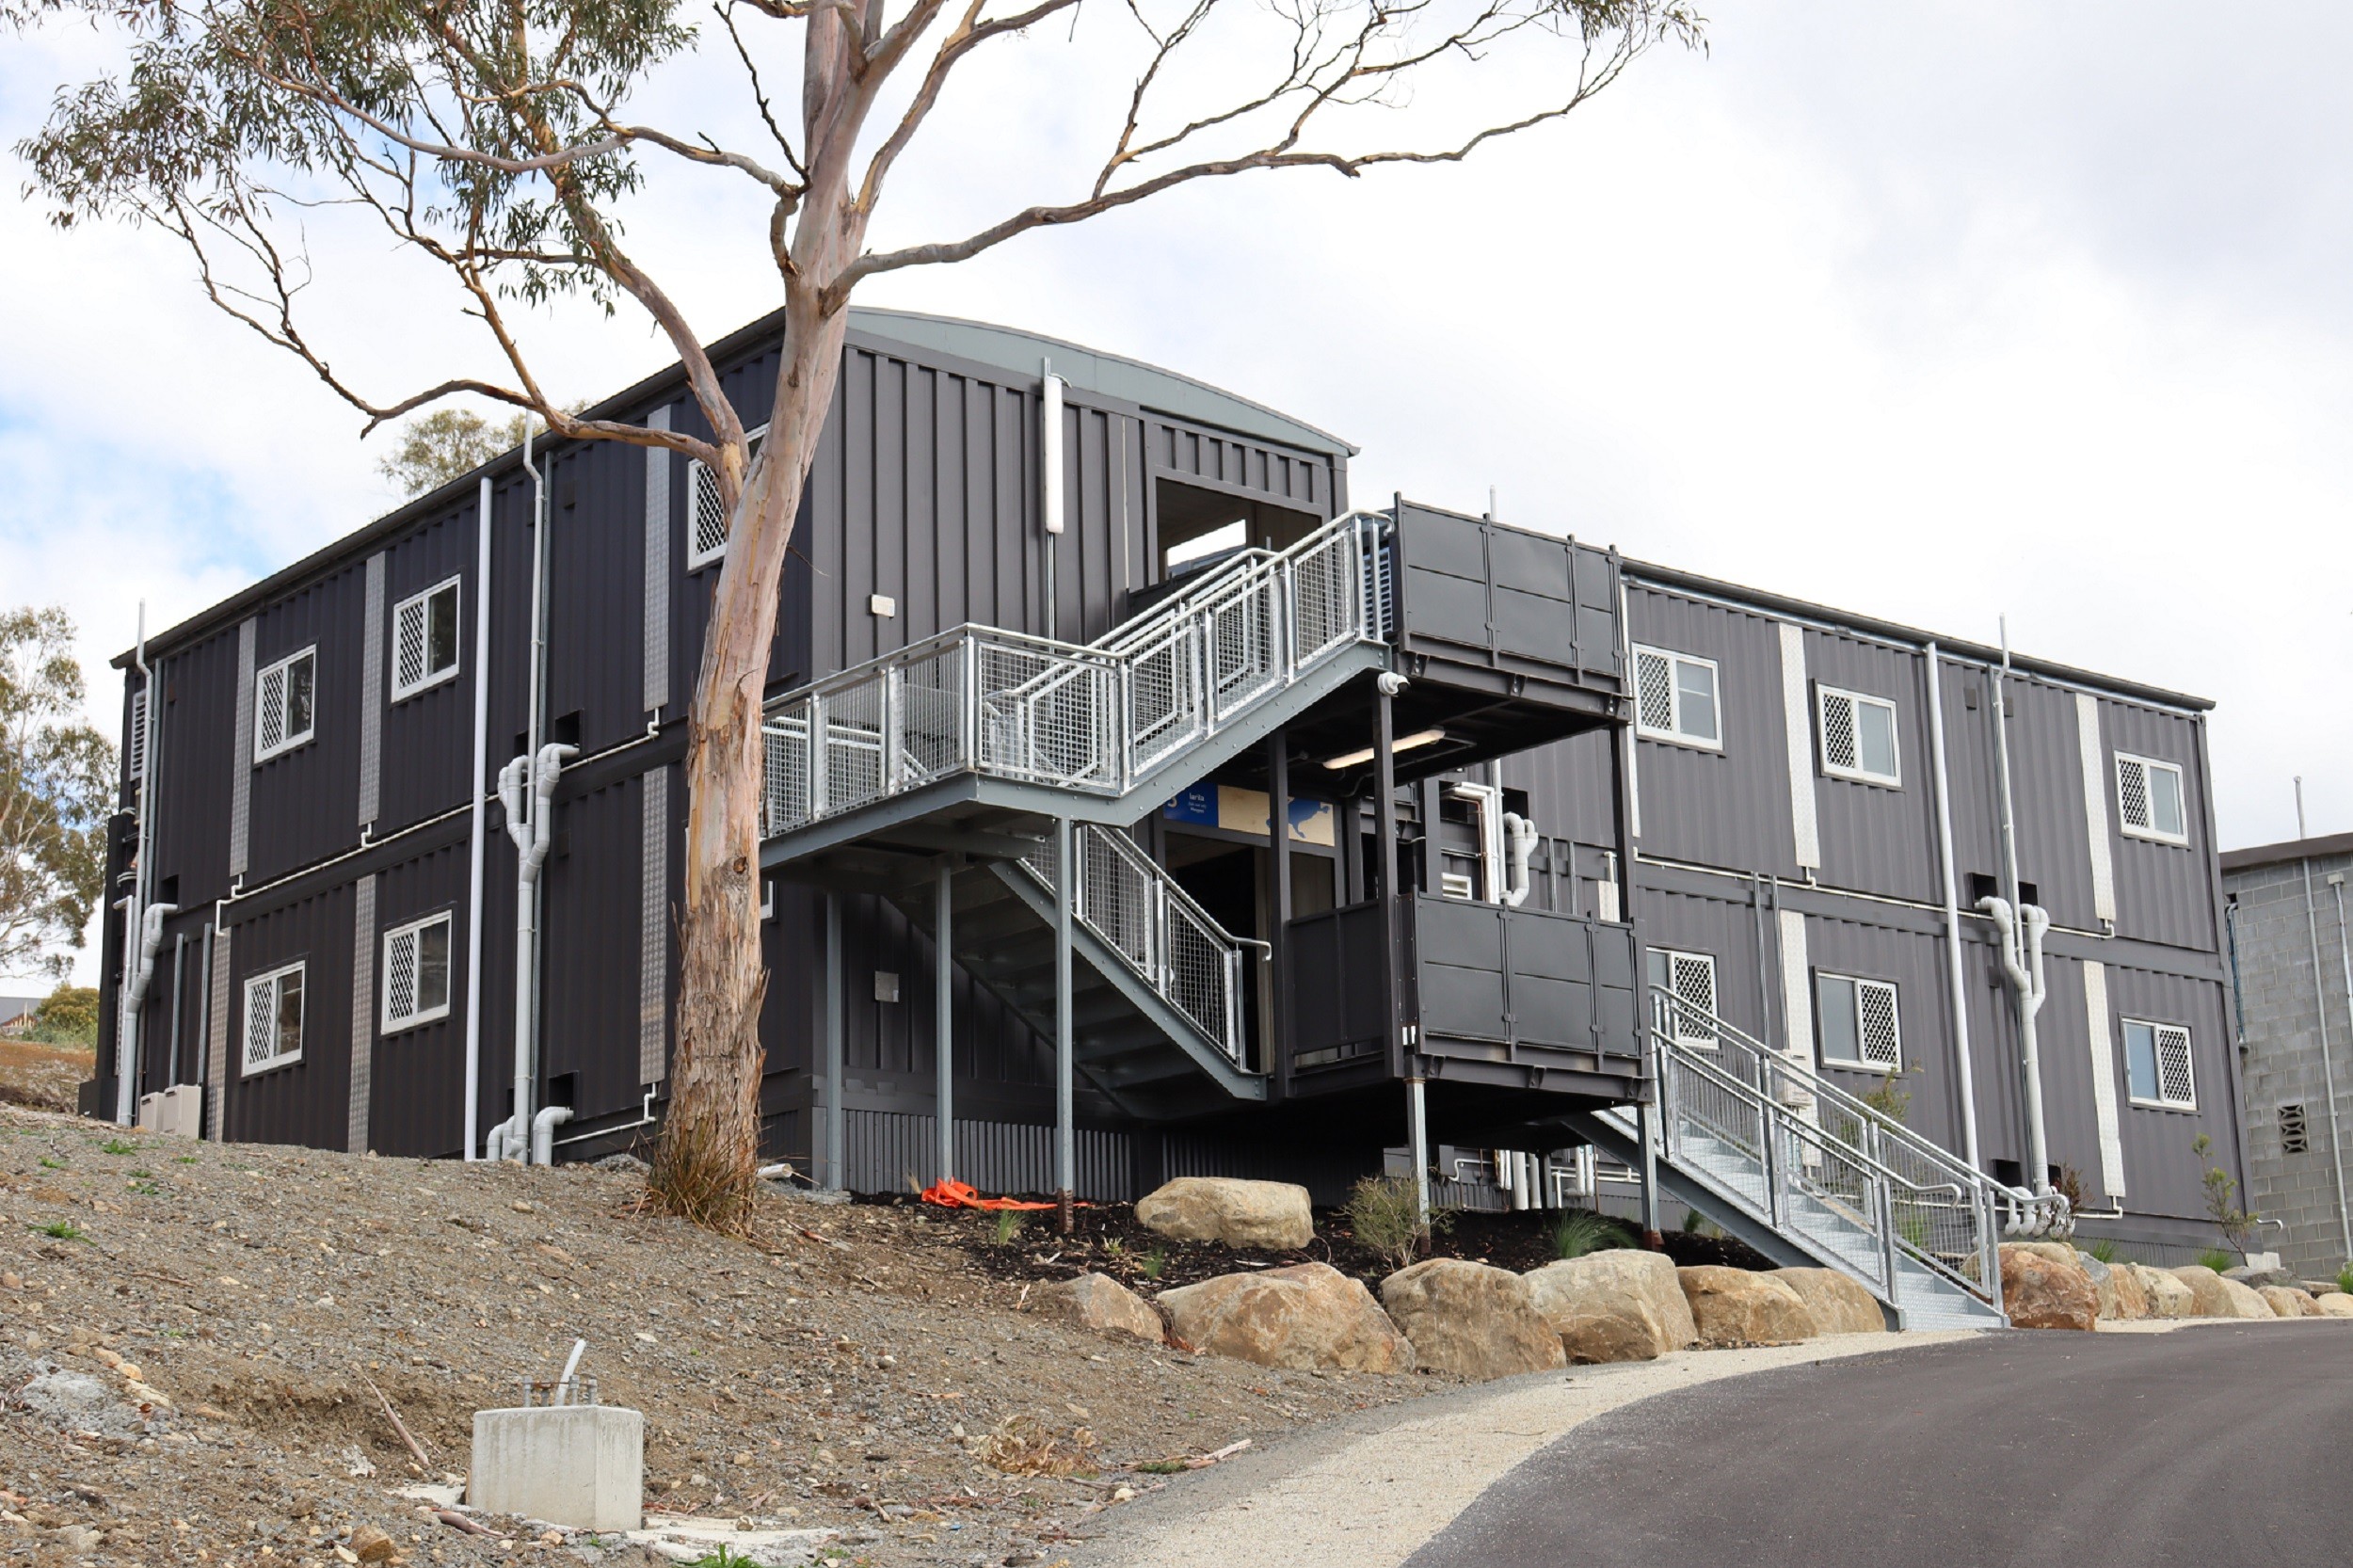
[
  {"left": 1017, "top": 824, "right": 1265, "bottom": 1067},
  {"left": 1647, "top": 985, "right": 2071, "bottom": 1315},
  {"left": 760, "top": 513, "right": 1385, "bottom": 839}
]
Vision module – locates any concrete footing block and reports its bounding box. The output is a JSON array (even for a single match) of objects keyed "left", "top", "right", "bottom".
[{"left": 470, "top": 1404, "right": 644, "bottom": 1531}]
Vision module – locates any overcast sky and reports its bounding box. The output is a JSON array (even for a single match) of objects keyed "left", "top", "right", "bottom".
[{"left": 5, "top": 2, "right": 2349, "bottom": 983}]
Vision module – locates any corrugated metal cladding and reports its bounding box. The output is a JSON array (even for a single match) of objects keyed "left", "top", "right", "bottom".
[
  {"left": 244, "top": 559, "right": 368, "bottom": 886},
  {"left": 540, "top": 769, "right": 664, "bottom": 1130},
  {"left": 1621, "top": 584, "right": 1800, "bottom": 877},
  {"left": 151, "top": 624, "right": 241, "bottom": 904},
  {"left": 1636, "top": 883, "right": 1779, "bottom": 1048},
  {"left": 221, "top": 877, "right": 355, "bottom": 1148},
  {"left": 1795, "top": 906, "right": 1967, "bottom": 1158},
  {"left": 1149, "top": 415, "right": 1332, "bottom": 519},
  {"left": 2095, "top": 696, "right": 2220, "bottom": 952},
  {"left": 1939, "top": 662, "right": 2100, "bottom": 933},
  {"left": 546, "top": 433, "right": 658, "bottom": 758},
  {"left": 840, "top": 1110, "right": 1130, "bottom": 1201},
  {"left": 2101, "top": 958, "right": 2241, "bottom": 1219},
  {"left": 368, "top": 840, "right": 471, "bottom": 1157},
  {"left": 1154, "top": 1130, "right": 1388, "bottom": 1208},
  {"left": 376, "top": 495, "right": 477, "bottom": 834},
  {"left": 1801, "top": 625, "right": 1941, "bottom": 906}
]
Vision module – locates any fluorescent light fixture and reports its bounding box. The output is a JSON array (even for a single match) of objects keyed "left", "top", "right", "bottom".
[{"left": 1322, "top": 728, "right": 1447, "bottom": 771}]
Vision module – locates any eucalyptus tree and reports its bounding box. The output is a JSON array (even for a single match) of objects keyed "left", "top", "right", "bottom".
[{"left": 16, "top": 0, "right": 1700, "bottom": 1229}]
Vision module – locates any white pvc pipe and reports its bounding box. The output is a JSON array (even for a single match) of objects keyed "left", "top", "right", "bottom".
[
  {"left": 463, "top": 474, "right": 494, "bottom": 1159},
  {"left": 1500, "top": 811, "right": 1537, "bottom": 908},
  {"left": 531, "top": 1104, "right": 574, "bottom": 1165},
  {"left": 1923, "top": 641, "right": 1982, "bottom": 1174},
  {"left": 117, "top": 605, "right": 159, "bottom": 1126},
  {"left": 500, "top": 742, "right": 576, "bottom": 1162},
  {"left": 1981, "top": 895, "right": 2052, "bottom": 1198}
]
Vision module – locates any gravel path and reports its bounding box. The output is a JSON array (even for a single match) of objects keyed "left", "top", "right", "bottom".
[{"left": 1069, "top": 1330, "right": 1983, "bottom": 1568}]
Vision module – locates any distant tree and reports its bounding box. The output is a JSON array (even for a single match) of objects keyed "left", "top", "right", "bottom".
[
  {"left": 378, "top": 405, "right": 593, "bottom": 496},
  {"left": 0, "top": 609, "right": 115, "bottom": 984},
  {"left": 16, "top": 0, "right": 1701, "bottom": 1231},
  {"left": 22, "top": 984, "right": 101, "bottom": 1048}
]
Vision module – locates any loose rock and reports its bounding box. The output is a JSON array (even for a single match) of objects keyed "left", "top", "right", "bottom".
[
  {"left": 1676, "top": 1267, "right": 1817, "bottom": 1347},
  {"left": 348, "top": 1523, "right": 399, "bottom": 1562},
  {"left": 1522, "top": 1250, "right": 1696, "bottom": 1364},
  {"left": 2223, "top": 1265, "right": 2297, "bottom": 1290},
  {"left": 1379, "top": 1260, "right": 1565, "bottom": 1381},
  {"left": 2132, "top": 1263, "right": 2196, "bottom": 1319},
  {"left": 1134, "top": 1178, "right": 1315, "bottom": 1250},
  {"left": 1157, "top": 1262, "right": 1413, "bottom": 1372},
  {"left": 1997, "top": 1244, "right": 2097, "bottom": 1331},
  {"left": 2170, "top": 1265, "right": 2274, "bottom": 1320},
  {"left": 2312, "top": 1291, "right": 2353, "bottom": 1319},
  {"left": 1032, "top": 1272, "right": 1165, "bottom": 1344},
  {"left": 1770, "top": 1269, "right": 1886, "bottom": 1335}
]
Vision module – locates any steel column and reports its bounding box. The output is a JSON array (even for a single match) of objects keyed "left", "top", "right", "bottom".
[
  {"left": 1270, "top": 728, "right": 1292, "bottom": 1096},
  {"left": 1054, "top": 816, "right": 1076, "bottom": 1232},
  {"left": 824, "top": 890, "right": 844, "bottom": 1192},
  {"left": 936, "top": 859, "right": 954, "bottom": 1188}
]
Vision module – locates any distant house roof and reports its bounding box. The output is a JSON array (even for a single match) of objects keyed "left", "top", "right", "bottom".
[
  {"left": 2220, "top": 833, "right": 2353, "bottom": 875},
  {"left": 0, "top": 995, "right": 41, "bottom": 1026}
]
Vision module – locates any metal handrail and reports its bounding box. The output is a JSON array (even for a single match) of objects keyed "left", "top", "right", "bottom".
[
  {"left": 760, "top": 512, "right": 1384, "bottom": 840},
  {"left": 1016, "top": 824, "right": 1257, "bottom": 1066},
  {"left": 1645, "top": 984, "right": 2065, "bottom": 1313}
]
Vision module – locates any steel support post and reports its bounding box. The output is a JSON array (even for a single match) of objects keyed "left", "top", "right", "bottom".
[
  {"left": 1269, "top": 728, "right": 1292, "bottom": 1096},
  {"left": 1407, "top": 1075, "right": 1432, "bottom": 1235},
  {"left": 1054, "top": 816, "right": 1076, "bottom": 1233},
  {"left": 824, "top": 890, "right": 844, "bottom": 1192},
  {"left": 935, "top": 859, "right": 954, "bottom": 1189}
]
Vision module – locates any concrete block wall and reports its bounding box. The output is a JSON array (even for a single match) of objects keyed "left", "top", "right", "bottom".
[{"left": 2226, "top": 850, "right": 2353, "bottom": 1278}]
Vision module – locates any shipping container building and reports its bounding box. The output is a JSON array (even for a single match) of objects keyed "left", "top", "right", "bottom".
[{"left": 88, "top": 306, "right": 2240, "bottom": 1310}]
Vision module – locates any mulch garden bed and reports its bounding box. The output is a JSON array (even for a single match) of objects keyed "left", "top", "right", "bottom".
[{"left": 882, "top": 1192, "right": 1773, "bottom": 1293}]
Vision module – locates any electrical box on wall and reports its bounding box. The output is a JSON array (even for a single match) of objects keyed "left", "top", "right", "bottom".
[{"left": 873, "top": 971, "right": 900, "bottom": 1003}]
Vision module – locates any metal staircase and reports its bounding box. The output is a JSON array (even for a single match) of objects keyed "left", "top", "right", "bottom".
[
  {"left": 882, "top": 824, "right": 1265, "bottom": 1117},
  {"left": 1568, "top": 988, "right": 2072, "bottom": 1330},
  {"left": 760, "top": 512, "right": 1389, "bottom": 856}
]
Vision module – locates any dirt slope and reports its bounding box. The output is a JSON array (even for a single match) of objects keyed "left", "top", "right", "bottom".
[{"left": 0, "top": 1105, "right": 1432, "bottom": 1567}]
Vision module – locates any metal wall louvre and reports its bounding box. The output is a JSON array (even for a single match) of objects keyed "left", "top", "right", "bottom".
[
  {"left": 642, "top": 405, "right": 671, "bottom": 714},
  {"left": 358, "top": 553, "right": 384, "bottom": 826},
  {"left": 841, "top": 1109, "right": 1131, "bottom": 1201},
  {"left": 230, "top": 619, "right": 255, "bottom": 879},
  {"left": 638, "top": 764, "right": 669, "bottom": 1087},
  {"left": 349, "top": 873, "right": 376, "bottom": 1152}
]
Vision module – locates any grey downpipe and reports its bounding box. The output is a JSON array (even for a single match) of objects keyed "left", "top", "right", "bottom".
[
  {"left": 1924, "top": 641, "right": 1983, "bottom": 1172},
  {"left": 1980, "top": 895, "right": 2052, "bottom": 1200},
  {"left": 1987, "top": 632, "right": 2051, "bottom": 1198},
  {"left": 2304, "top": 855, "right": 2353, "bottom": 1260},
  {"left": 498, "top": 742, "right": 576, "bottom": 1162},
  {"left": 116, "top": 605, "right": 163, "bottom": 1125},
  {"left": 463, "top": 474, "right": 494, "bottom": 1159}
]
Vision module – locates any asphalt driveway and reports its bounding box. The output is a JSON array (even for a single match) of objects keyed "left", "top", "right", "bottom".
[{"left": 1405, "top": 1323, "right": 2353, "bottom": 1568}]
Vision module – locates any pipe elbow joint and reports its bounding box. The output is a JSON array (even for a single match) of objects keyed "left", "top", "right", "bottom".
[{"left": 530, "top": 1104, "right": 574, "bottom": 1166}]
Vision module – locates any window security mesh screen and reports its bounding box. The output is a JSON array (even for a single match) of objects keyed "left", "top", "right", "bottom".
[
  {"left": 1635, "top": 649, "right": 1674, "bottom": 732},
  {"left": 685, "top": 430, "right": 767, "bottom": 569},
  {"left": 1648, "top": 947, "right": 1719, "bottom": 1048},
  {"left": 2124, "top": 1017, "right": 2195, "bottom": 1108},
  {"left": 383, "top": 916, "right": 453, "bottom": 1029},
  {"left": 1818, "top": 974, "right": 1901, "bottom": 1068},
  {"left": 257, "top": 664, "right": 286, "bottom": 754},
  {"left": 243, "top": 976, "right": 276, "bottom": 1070},
  {"left": 2118, "top": 757, "right": 2151, "bottom": 830},
  {"left": 393, "top": 583, "right": 460, "bottom": 696},
  {"left": 1822, "top": 691, "right": 1857, "bottom": 772},
  {"left": 2155, "top": 1023, "right": 2194, "bottom": 1106}
]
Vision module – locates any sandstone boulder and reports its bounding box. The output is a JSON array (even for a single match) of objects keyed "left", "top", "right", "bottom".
[
  {"left": 1033, "top": 1272, "right": 1165, "bottom": 1343},
  {"left": 1997, "top": 1243, "right": 2097, "bottom": 1331},
  {"left": 2313, "top": 1291, "right": 2353, "bottom": 1319},
  {"left": 1135, "top": 1178, "right": 1314, "bottom": 1250},
  {"left": 1523, "top": 1249, "right": 1698, "bottom": 1364},
  {"left": 1676, "top": 1267, "right": 1817, "bottom": 1347},
  {"left": 2093, "top": 1256, "right": 2149, "bottom": 1321},
  {"left": 2170, "top": 1265, "right": 2274, "bottom": 1320},
  {"left": 1380, "top": 1260, "right": 1567, "bottom": 1381},
  {"left": 2258, "top": 1285, "right": 2320, "bottom": 1319},
  {"left": 1157, "top": 1262, "right": 1413, "bottom": 1372},
  {"left": 2132, "top": 1264, "right": 2196, "bottom": 1320},
  {"left": 2223, "top": 1265, "right": 2297, "bottom": 1290},
  {"left": 1771, "top": 1269, "right": 1886, "bottom": 1335}
]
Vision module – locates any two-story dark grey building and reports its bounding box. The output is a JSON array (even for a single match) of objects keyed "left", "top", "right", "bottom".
[{"left": 88, "top": 307, "right": 2238, "bottom": 1321}]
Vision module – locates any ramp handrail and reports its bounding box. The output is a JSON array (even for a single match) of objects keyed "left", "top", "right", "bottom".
[
  {"left": 1646, "top": 984, "right": 2069, "bottom": 1312},
  {"left": 761, "top": 512, "right": 1387, "bottom": 839},
  {"left": 1016, "top": 824, "right": 1261, "bottom": 1067}
]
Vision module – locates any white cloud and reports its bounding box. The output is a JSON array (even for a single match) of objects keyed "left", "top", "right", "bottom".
[{"left": 6, "top": 1, "right": 2351, "bottom": 982}]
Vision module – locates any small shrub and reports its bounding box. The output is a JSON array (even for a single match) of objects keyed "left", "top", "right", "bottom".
[
  {"left": 1344, "top": 1174, "right": 1451, "bottom": 1275},
  {"left": 1139, "top": 1247, "right": 1166, "bottom": 1282},
  {"left": 1134, "top": 1459, "right": 1189, "bottom": 1475},
  {"left": 1679, "top": 1207, "right": 1721, "bottom": 1239},
  {"left": 991, "top": 1209, "right": 1025, "bottom": 1247},
  {"left": 689, "top": 1550, "right": 761, "bottom": 1568},
  {"left": 2192, "top": 1133, "right": 2259, "bottom": 1259},
  {"left": 2336, "top": 1262, "right": 2353, "bottom": 1296},
  {"left": 980, "top": 1416, "right": 1096, "bottom": 1477},
  {"left": 1861, "top": 1067, "right": 1915, "bottom": 1127},
  {"left": 2196, "top": 1247, "right": 2237, "bottom": 1273},
  {"left": 1548, "top": 1209, "right": 1629, "bottom": 1261}
]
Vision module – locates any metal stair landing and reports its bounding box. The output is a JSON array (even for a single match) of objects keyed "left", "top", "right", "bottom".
[{"left": 1572, "top": 989, "right": 2073, "bottom": 1331}]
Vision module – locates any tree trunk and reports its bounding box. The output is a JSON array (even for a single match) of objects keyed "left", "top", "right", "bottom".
[{"left": 651, "top": 285, "right": 857, "bottom": 1230}]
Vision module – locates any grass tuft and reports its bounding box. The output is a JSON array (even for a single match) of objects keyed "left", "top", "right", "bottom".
[{"left": 1547, "top": 1208, "right": 1632, "bottom": 1261}]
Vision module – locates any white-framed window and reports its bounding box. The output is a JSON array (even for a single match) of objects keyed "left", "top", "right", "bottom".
[
  {"left": 1817, "top": 685, "right": 1900, "bottom": 787},
  {"left": 684, "top": 424, "right": 769, "bottom": 571},
  {"left": 241, "top": 961, "right": 305, "bottom": 1075},
  {"left": 2116, "top": 752, "right": 2189, "bottom": 845},
  {"left": 392, "top": 578, "right": 462, "bottom": 700},
  {"left": 2122, "top": 1016, "right": 2196, "bottom": 1111},
  {"left": 254, "top": 646, "right": 317, "bottom": 762},
  {"left": 1647, "top": 946, "right": 1719, "bottom": 1048},
  {"left": 1631, "top": 646, "right": 1721, "bottom": 750},
  {"left": 380, "top": 912, "right": 454, "bottom": 1033},
  {"left": 1817, "top": 972, "right": 1901, "bottom": 1069}
]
